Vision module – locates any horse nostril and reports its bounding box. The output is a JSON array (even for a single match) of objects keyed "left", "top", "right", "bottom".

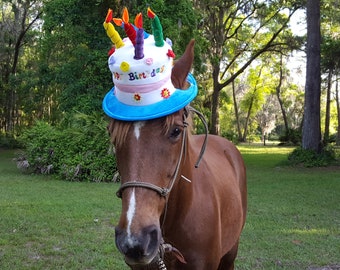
[
  {"left": 143, "top": 225, "right": 161, "bottom": 256},
  {"left": 115, "top": 225, "right": 161, "bottom": 264}
]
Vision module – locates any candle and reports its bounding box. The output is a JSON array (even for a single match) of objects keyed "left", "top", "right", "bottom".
[
  {"left": 122, "top": 7, "right": 136, "bottom": 45},
  {"left": 134, "top": 13, "right": 144, "bottom": 60},
  {"left": 103, "top": 9, "right": 124, "bottom": 48},
  {"left": 147, "top": 7, "right": 164, "bottom": 47}
]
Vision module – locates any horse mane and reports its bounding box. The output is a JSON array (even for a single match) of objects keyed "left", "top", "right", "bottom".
[{"left": 107, "top": 111, "right": 193, "bottom": 149}]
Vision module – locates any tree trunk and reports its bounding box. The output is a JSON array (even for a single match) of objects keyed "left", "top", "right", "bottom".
[
  {"left": 210, "top": 64, "right": 221, "bottom": 135},
  {"left": 242, "top": 66, "right": 263, "bottom": 142},
  {"left": 232, "top": 79, "right": 242, "bottom": 141},
  {"left": 336, "top": 77, "right": 340, "bottom": 146},
  {"left": 302, "top": 0, "right": 321, "bottom": 153},
  {"left": 275, "top": 55, "right": 289, "bottom": 133},
  {"left": 323, "top": 68, "right": 332, "bottom": 145}
]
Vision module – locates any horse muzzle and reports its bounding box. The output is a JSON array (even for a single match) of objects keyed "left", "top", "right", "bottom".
[{"left": 115, "top": 224, "right": 161, "bottom": 266}]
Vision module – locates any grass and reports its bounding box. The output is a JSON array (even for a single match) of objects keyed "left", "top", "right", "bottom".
[
  {"left": 0, "top": 149, "right": 125, "bottom": 269},
  {"left": 1, "top": 146, "right": 339, "bottom": 269},
  {"left": 237, "top": 145, "right": 340, "bottom": 269}
]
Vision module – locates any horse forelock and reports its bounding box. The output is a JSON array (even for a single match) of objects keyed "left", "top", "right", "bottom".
[{"left": 108, "top": 111, "right": 192, "bottom": 148}]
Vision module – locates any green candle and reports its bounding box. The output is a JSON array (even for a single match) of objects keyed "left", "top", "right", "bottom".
[{"left": 147, "top": 7, "right": 164, "bottom": 47}]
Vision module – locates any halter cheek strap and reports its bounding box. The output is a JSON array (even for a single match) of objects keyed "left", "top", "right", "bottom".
[{"left": 116, "top": 117, "right": 188, "bottom": 198}]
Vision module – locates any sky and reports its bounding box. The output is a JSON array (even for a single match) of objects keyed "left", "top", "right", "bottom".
[{"left": 288, "top": 9, "right": 307, "bottom": 87}]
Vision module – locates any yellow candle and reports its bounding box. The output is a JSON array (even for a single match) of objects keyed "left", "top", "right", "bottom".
[
  {"left": 103, "top": 9, "right": 124, "bottom": 49},
  {"left": 103, "top": 22, "right": 124, "bottom": 48}
]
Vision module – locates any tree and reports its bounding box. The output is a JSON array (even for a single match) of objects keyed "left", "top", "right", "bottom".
[
  {"left": 0, "top": 0, "right": 42, "bottom": 133},
  {"left": 302, "top": 0, "right": 321, "bottom": 152},
  {"left": 320, "top": 0, "right": 340, "bottom": 145},
  {"left": 193, "top": 0, "right": 303, "bottom": 135},
  {"left": 257, "top": 94, "right": 278, "bottom": 145},
  {"left": 336, "top": 77, "right": 340, "bottom": 145}
]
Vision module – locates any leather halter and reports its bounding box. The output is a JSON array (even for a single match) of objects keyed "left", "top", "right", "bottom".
[{"left": 115, "top": 106, "right": 208, "bottom": 199}]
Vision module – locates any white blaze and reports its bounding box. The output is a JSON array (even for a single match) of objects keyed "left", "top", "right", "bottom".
[
  {"left": 134, "top": 121, "right": 145, "bottom": 140},
  {"left": 125, "top": 121, "right": 144, "bottom": 244},
  {"left": 126, "top": 189, "right": 136, "bottom": 241}
]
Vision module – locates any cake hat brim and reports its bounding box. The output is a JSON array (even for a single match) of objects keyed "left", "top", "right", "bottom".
[{"left": 103, "top": 73, "right": 197, "bottom": 121}]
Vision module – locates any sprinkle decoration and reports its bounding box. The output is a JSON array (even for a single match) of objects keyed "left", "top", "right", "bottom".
[
  {"left": 120, "top": 61, "right": 130, "bottom": 72},
  {"left": 145, "top": 58, "right": 153, "bottom": 65},
  {"left": 108, "top": 47, "right": 115, "bottom": 56},
  {"left": 167, "top": 49, "right": 175, "bottom": 58},
  {"left": 147, "top": 7, "right": 164, "bottom": 47},
  {"left": 103, "top": 9, "right": 124, "bottom": 49},
  {"left": 134, "top": 13, "right": 144, "bottom": 60}
]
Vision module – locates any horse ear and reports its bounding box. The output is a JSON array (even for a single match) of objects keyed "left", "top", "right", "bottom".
[{"left": 171, "top": 39, "right": 195, "bottom": 89}]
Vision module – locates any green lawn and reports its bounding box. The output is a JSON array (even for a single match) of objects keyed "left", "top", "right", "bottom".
[
  {"left": 237, "top": 145, "right": 340, "bottom": 269},
  {"left": 0, "top": 149, "right": 125, "bottom": 269},
  {"left": 0, "top": 147, "right": 339, "bottom": 269}
]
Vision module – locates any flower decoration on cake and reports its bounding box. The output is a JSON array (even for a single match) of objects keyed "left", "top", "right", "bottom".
[
  {"left": 134, "top": 93, "right": 142, "bottom": 102},
  {"left": 161, "top": 88, "right": 171, "bottom": 99}
]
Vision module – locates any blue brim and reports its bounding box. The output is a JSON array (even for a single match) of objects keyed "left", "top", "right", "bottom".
[{"left": 102, "top": 73, "right": 197, "bottom": 121}]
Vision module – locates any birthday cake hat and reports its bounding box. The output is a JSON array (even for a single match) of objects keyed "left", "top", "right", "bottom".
[{"left": 102, "top": 7, "right": 197, "bottom": 121}]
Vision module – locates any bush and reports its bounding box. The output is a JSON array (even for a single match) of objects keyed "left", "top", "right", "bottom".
[
  {"left": 18, "top": 113, "right": 117, "bottom": 182},
  {"left": 0, "top": 132, "right": 23, "bottom": 149},
  {"left": 279, "top": 128, "right": 302, "bottom": 146},
  {"left": 287, "top": 145, "right": 337, "bottom": 167}
]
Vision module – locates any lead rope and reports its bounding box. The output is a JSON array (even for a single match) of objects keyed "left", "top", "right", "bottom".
[
  {"left": 188, "top": 106, "right": 209, "bottom": 168},
  {"left": 157, "top": 257, "right": 167, "bottom": 270}
]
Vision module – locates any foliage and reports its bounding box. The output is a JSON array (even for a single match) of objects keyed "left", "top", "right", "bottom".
[
  {"left": 0, "top": 0, "right": 43, "bottom": 134},
  {"left": 193, "top": 0, "right": 304, "bottom": 134},
  {"left": 287, "top": 145, "right": 337, "bottom": 167},
  {"left": 18, "top": 113, "right": 116, "bottom": 182},
  {"left": 279, "top": 128, "right": 302, "bottom": 145},
  {"left": 0, "top": 133, "right": 23, "bottom": 149}
]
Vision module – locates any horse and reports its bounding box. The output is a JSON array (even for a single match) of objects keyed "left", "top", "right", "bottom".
[{"left": 108, "top": 40, "right": 247, "bottom": 270}]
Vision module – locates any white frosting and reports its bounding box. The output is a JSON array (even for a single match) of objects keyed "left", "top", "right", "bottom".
[
  {"left": 108, "top": 36, "right": 173, "bottom": 86},
  {"left": 107, "top": 35, "right": 176, "bottom": 106}
]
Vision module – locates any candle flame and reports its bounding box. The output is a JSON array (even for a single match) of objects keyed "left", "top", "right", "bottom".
[
  {"left": 105, "top": 9, "right": 113, "bottom": 23},
  {"left": 147, "top": 7, "right": 156, "bottom": 19},
  {"left": 113, "top": 18, "right": 123, "bottom": 26},
  {"left": 135, "top": 13, "right": 143, "bottom": 28},
  {"left": 122, "top": 7, "right": 129, "bottom": 24}
]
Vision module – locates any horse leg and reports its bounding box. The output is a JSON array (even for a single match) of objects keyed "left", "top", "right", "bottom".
[{"left": 217, "top": 241, "right": 239, "bottom": 270}]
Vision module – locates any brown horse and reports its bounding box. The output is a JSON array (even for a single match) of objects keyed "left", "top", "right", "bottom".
[{"left": 108, "top": 40, "right": 247, "bottom": 270}]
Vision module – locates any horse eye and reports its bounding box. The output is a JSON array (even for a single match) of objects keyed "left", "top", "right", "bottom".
[{"left": 170, "top": 127, "right": 182, "bottom": 138}]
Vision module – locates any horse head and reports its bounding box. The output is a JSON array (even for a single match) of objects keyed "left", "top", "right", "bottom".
[{"left": 109, "top": 40, "right": 195, "bottom": 267}]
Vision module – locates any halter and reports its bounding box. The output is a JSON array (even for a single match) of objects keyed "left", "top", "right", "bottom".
[
  {"left": 115, "top": 106, "right": 208, "bottom": 269},
  {"left": 116, "top": 112, "right": 188, "bottom": 198},
  {"left": 116, "top": 106, "right": 208, "bottom": 198}
]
